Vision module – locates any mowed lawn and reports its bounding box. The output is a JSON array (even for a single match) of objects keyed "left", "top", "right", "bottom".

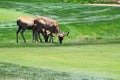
[
  {"left": 0, "top": 44, "right": 120, "bottom": 80},
  {"left": 0, "top": 1, "right": 120, "bottom": 80},
  {"left": 0, "top": 1, "right": 120, "bottom": 43}
]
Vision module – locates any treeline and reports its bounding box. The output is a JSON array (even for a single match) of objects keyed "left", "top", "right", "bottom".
[{"left": 2, "top": 0, "right": 120, "bottom": 4}]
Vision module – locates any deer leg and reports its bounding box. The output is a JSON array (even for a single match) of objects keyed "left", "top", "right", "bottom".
[
  {"left": 44, "top": 31, "right": 49, "bottom": 43},
  {"left": 51, "top": 35, "right": 54, "bottom": 43},
  {"left": 41, "top": 30, "right": 47, "bottom": 42},
  {"left": 20, "top": 29, "right": 26, "bottom": 43},
  {"left": 45, "top": 35, "right": 49, "bottom": 42},
  {"left": 38, "top": 31, "right": 42, "bottom": 43},
  {"left": 34, "top": 31, "right": 39, "bottom": 43},
  {"left": 16, "top": 27, "right": 21, "bottom": 43},
  {"left": 51, "top": 34, "right": 54, "bottom": 43},
  {"left": 49, "top": 34, "right": 53, "bottom": 43},
  {"left": 49, "top": 35, "right": 51, "bottom": 43},
  {"left": 32, "top": 30, "right": 35, "bottom": 43}
]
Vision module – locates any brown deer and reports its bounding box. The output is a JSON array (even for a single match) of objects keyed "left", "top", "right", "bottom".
[
  {"left": 16, "top": 16, "right": 49, "bottom": 43},
  {"left": 34, "top": 16, "right": 69, "bottom": 44}
]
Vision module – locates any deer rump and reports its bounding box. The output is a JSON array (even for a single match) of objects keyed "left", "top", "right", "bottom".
[{"left": 16, "top": 16, "right": 48, "bottom": 43}]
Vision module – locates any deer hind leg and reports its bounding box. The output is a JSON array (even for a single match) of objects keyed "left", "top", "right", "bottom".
[
  {"left": 33, "top": 31, "right": 39, "bottom": 43},
  {"left": 32, "top": 31, "right": 41, "bottom": 43},
  {"left": 40, "top": 30, "right": 48, "bottom": 43},
  {"left": 16, "top": 27, "right": 22, "bottom": 43},
  {"left": 20, "top": 29, "right": 26, "bottom": 43}
]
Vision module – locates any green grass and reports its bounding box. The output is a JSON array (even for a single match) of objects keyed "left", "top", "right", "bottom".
[
  {"left": 0, "top": 62, "right": 111, "bottom": 80},
  {"left": 0, "top": 8, "right": 31, "bottom": 22},
  {"left": 0, "top": 1, "right": 120, "bottom": 80},
  {"left": 0, "top": 1, "right": 120, "bottom": 43},
  {"left": 0, "top": 44, "right": 120, "bottom": 80}
]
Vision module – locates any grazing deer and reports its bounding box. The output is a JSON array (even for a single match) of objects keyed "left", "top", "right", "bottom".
[
  {"left": 34, "top": 16, "right": 69, "bottom": 44},
  {"left": 16, "top": 16, "right": 48, "bottom": 43}
]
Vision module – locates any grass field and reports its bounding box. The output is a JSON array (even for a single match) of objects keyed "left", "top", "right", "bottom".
[
  {"left": 0, "top": 1, "right": 120, "bottom": 43},
  {"left": 0, "top": 44, "right": 120, "bottom": 80},
  {"left": 0, "top": 0, "right": 120, "bottom": 80}
]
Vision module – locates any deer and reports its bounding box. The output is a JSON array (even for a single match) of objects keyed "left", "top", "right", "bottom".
[
  {"left": 16, "top": 16, "right": 49, "bottom": 43},
  {"left": 34, "top": 16, "right": 69, "bottom": 44}
]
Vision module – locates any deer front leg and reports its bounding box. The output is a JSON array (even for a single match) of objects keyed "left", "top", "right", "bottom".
[
  {"left": 16, "top": 27, "right": 21, "bottom": 43},
  {"left": 49, "top": 33, "right": 54, "bottom": 43},
  {"left": 32, "top": 30, "right": 35, "bottom": 43},
  {"left": 21, "top": 29, "right": 26, "bottom": 43},
  {"left": 51, "top": 34, "right": 54, "bottom": 43},
  {"left": 49, "top": 35, "right": 52, "bottom": 43},
  {"left": 38, "top": 32, "right": 42, "bottom": 43}
]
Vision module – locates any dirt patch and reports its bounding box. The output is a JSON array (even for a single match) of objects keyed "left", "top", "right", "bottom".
[{"left": 88, "top": 4, "right": 120, "bottom": 7}]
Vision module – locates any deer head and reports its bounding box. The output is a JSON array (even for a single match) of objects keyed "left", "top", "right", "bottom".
[{"left": 57, "top": 32, "right": 69, "bottom": 44}]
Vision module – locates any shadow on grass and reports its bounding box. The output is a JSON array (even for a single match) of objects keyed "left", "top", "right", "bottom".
[
  {"left": 0, "top": 62, "right": 112, "bottom": 80},
  {"left": 0, "top": 39, "right": 120, "bottom": 48}
]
